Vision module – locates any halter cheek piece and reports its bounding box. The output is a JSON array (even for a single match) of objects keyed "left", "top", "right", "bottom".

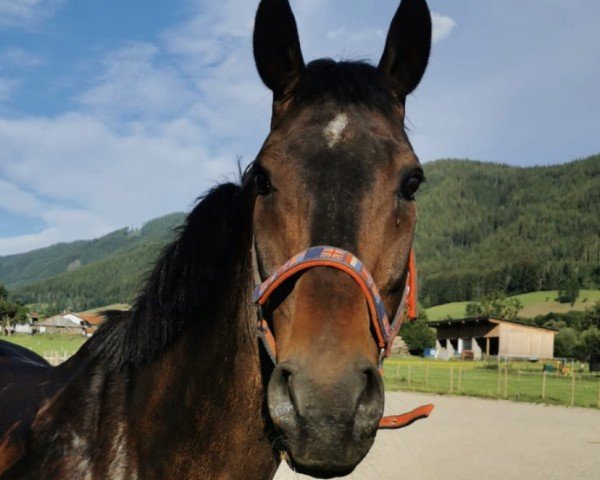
[{"left": 252, "top": 245, "right": 433, "bottom": 430}]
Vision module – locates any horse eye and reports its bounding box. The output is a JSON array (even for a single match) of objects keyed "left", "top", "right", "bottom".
[
  {"left": 254, "top": 169, "right": 272, "bottom": 196},
  {"left": 400, "top": 170, "right": 424, "bottom": 200}
]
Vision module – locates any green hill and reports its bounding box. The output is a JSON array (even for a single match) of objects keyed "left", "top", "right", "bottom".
[
  {"left": 426, "top": 289, "right": 600, "bottom": 320},
  {"left": 0, "top": 213, "right": 185, "bottom": 289},
  {"left": 4, "top": 154, "right": 600, "bottom": 313},
  {"left": 2, "top": 214, "right": 185, "bottom": 313}
]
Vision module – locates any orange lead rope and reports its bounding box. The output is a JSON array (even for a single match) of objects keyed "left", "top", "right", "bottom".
[
  {"left": 253, "top": 245, "right": 434, "bottom": 430},
  {"left": 379, "top": 404, "right": 434, "bottom": 429}
]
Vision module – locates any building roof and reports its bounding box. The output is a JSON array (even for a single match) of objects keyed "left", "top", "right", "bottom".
[
  {"left": 428, "top": 317, "right": 558, "bottom": 333},
  {"left": 75, "top": 313, "right": 104, "bottom": 326},
  {"left": 35, "top": 315, "right": 83, "bottom": 328}
]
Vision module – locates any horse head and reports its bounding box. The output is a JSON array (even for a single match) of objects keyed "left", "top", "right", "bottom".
[{"left": 251, "top": 0, "right": 431, "bottom": 477}]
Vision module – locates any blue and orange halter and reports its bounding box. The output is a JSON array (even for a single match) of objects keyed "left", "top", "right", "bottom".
[{"left": 252, "top": 245, "right": 432, "bottom": 429}]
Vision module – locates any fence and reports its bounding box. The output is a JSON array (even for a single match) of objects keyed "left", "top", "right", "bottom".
[
  {"left": 36, "top": 351, "right": 600, "bottom": 409},
  {"left": 383, "top": 359, "right": 600, "bottom": 409},
  {"left": 43, "top": 351, "right": 71, "bottom": 366}
]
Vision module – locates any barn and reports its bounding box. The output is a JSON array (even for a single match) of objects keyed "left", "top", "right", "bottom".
[
  {"left": 34, "top": 315, "right": 86, "bottom": 335},
  {"left": 429, "top": 317, "right": 557, "bottom": 360},
  {"left": 33, "top": 313, "right": 105, "bottom": 336}
]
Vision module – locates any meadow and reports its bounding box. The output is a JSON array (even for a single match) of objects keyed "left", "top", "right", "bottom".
[
  {"left": 5, "top": 335, "right": 600, "bottom": 409},
  {"left": 426, "top": 289, "right": 600, "bottom": 321},
  {"left": 3, "top": 334, "right": 87, "bottom": 357},
  {"left": 383, "top": 357, "right": 600, "bottom": 409}
]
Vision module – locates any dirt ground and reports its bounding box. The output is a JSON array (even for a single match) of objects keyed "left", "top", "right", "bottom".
[{"left": 274, "top": 392, "right": 600, "bottom": 480}]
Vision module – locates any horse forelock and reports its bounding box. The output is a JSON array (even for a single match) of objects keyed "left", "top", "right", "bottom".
[{"left": 290, "top": 59, "right": 397, "bottom": 115}]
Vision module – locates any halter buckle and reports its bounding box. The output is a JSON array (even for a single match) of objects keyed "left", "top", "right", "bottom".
[{"left": 378, "top": 348, "right": 386, "bottom": 370}]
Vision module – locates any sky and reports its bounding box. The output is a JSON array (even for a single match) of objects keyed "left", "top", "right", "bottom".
[{"left": 0, "top": 0, "right": 598, "bottom": 256}]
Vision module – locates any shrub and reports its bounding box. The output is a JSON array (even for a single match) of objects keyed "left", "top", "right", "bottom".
[{"left": 399, "top": 317, "right": 436, "bottom": 355}]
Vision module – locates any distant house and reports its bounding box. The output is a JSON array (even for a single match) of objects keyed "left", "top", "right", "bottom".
[
  {"left": 14, "top": 324, "right": 33, "bottom": 334},
  {"left": 34, "top": 315, "right": 86, "bottom": 335},
  {"left": 73, "top": 313, "right": 105, "bottom": 335},
  {"left": 3, "top": 313, "right": 37, "bottom": 335},
  {"left": 429, "top": 317, "right": 557, "bottom": 360},
  {"left": 34, "top": 312, "right": 106, "bottom": 336},
  {"left": 31, "top": 309, "right": 109, "bottom": 337}
]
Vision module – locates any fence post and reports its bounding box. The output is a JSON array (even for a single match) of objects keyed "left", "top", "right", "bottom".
[
  {"left": 450, "top": 367, "right": 454, "bottom": 393},
  {"left": 497, "top": 366, "right": 502, "bottom": 395},
  {"left": 503, "top": 367, "right": 508, "bottom": 398},
  {"left": 570, "top": 371, "right": 576, "bottom": 407},
  {"left": 458, "top": 368, "right": 462, "bottom": 392},
  {"left": 542, "top": 371, "right": 547, "bottom": 400},
  {"left": 408, "top": 364, "right": 412, "bottom": 386},
  {"left": 425, "top": 364, "right": 430, "bottom": 387}
]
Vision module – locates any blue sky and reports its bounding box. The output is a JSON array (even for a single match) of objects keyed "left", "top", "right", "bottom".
[{"left": 0, "top": 0, "right": 598, "bottom": 255}]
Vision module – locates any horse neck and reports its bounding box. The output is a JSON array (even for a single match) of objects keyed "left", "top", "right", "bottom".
[
  {"left": 25, "top": 259, "right": 279, "bottom": 480},
  {"left": 122, "top": 258, "right": 280, "bottom": 479}
]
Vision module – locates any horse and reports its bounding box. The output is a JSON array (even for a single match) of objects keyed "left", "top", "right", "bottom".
[{"left": 0, "top": 0, "right": 432, "bottom": 478}]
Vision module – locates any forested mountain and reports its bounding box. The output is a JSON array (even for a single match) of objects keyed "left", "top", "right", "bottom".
[
  {"left": 0, "top": 213, "right": 184, "bottom": 288},
  {"left": 11, "top": 241, "right": 167, "bottom": 314},
  {"left": 415, "top": 155, "right": 599, "bottom": 306},
  {"left": 4, "top": 155, "right": 599, "bottom": 313}
]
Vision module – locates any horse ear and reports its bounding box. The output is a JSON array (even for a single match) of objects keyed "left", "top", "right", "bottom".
[
  {"left": 378, "top": 0, "right": 432, "bottom": 99},
  {"left": 253, "top": 0, "right": 305, "bottom": 100}
]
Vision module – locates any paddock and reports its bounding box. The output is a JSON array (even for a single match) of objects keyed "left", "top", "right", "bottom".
[{"left": 275, "top": 392, "right": 600, "bottom": 480}]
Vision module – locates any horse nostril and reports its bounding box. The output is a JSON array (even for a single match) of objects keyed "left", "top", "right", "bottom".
[
  {"left": 268, "top": 364, "right": 300, "bottom": 433},
  {"left": 280, "top": 365, "right": 292, "bottom": 383},
  {"left": 279, "top": 366, "right": 295, "bottom": 403},
  {"left": 362, "top": 366, "right": 381, "bottom": 399},
  {"left": 354, "top": 365, "right": 384, "bottom": 436}
]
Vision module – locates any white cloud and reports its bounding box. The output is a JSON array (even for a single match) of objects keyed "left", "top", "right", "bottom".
[
  {"left": 326, "top": 28, "right": 385, "bottom": 44},
  {"left": 0, "top": 0, "right": 271, "bottom": 255},
  {"left": 431, "top": 12, "right": 457, "bottom": 44},
  {"left": 0, "top": 179, "right": 41, "bottom": 215},
  {"left": 324, "top": 12, "right": 456, "bottom": 48},
  {"left": 0, "top": 46, "right": 42, "bottom": 68},
  {"left": 1, "top": 0, "right": 443, "bottom": 255},
  {"left": 0, "top": 76, "right": 16, "bottom": 101},
  {"left": 0, "top": 0, "right": 65, "bottom": 29},
  {"left": 78, "top": 43, "right": 196, "bottom": 120},
  {"left": 0, "top": 208, "right": 112, "bottom": 256},
  {"left": 0, "top": 113, "right": 228, "bottom": 222}
]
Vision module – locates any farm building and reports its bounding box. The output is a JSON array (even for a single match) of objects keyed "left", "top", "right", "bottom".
[
  {"left": 34, "top": 315, "right": 86, "bottom": 335},
  {"left": 33, "top": 312, "right": 105, "bottom": 336},
  {"left": 429, "top": 317, "right": 557, "bottom": 360}
]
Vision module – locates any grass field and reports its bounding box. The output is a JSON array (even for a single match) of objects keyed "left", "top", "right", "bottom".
[
  {"left": 383, "top": 357, "right": 600, "bottom": 409},
  {"left": 4, "top": 335, "right": 600, "bottom": 409},
  {"left": 426, "top": 289, "right": 600, "bottom": 320},
  {"left": 2, "top": 334, "right": 87, "bottom": 357}
]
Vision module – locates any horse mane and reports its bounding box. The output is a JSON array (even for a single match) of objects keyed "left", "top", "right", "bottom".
[
  {"left": 85, "top": 177, "right": 253, "bottom": 371},
  {"left": 291, "top": 59, "right": 396, "bottom": 113}
]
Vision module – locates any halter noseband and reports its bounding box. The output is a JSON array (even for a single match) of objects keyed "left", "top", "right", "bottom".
[
  {"left": 253, "top": 246, "right": 417, "bottom": 362},
  {"left": 252, "top": 245, "right": 433, "bottom": 430}
]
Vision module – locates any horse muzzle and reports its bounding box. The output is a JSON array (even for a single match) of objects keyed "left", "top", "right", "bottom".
[
  {"left": 268, "top": 359, "right": 384, "bottom": 478},
  {"left": 255, "top": 245, "right": 433, "bottom": 477}
]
